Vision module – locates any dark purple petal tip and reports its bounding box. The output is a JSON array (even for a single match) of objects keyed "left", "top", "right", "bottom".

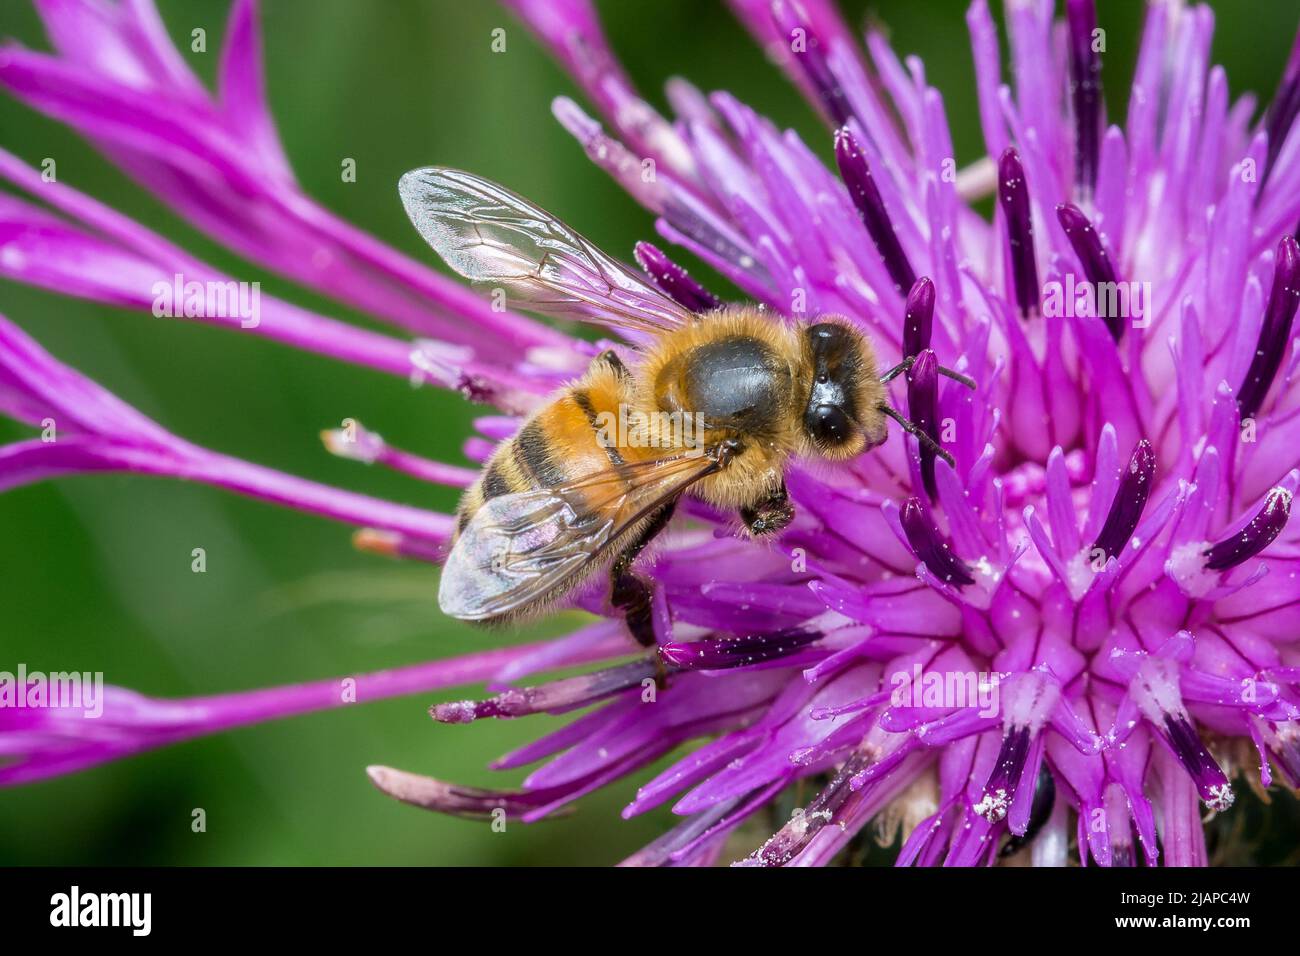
[
  {"left": 634, "top": 241, "right": 720, "bottom": 313},
  {"left": 1203, "top": 485, "right": 1293, "bottom": 571},
  {"left": 906, "top": 349, "right": 940, "bottom": 499},
  {"left": 835, "top": 126, "right": 916, "bottom": 295},
  {"left": 1066, "top": 0, "right": 1103, "bottom": 196},
  {"left": 1056, "top": 202, "right": 1122, "bottom": 340},
  {"left": 432, "top": 659, "right": 660, "bottom": 722},
  {"left": 1263, "top": 24, "right": 1300, "bottom": 185},
  {"left": 771, "top": 0, "right": 853, "bottom": 128},
  {"left": 746, "top": 749, "right": 873, "bottom": 866},
  {"left": 1237, "top": 235, "right": 1300, "bottom": 421},
  {"left": 998, "top": 147, "right": 1039, "bottom": 318},
  {"left": 901, "top": 496, "right": 975, "bottom": 587},
  {"left": 974, "top": 726, "right": 1032, "bottom": 824},
  {"left": 1055, "top": 202, "right": 1092, "bottom": 237},
  {"left": 1161, "top": 715, "right": 1234, "bottom": 810},
  {"left": 903, "top": 276, "right": 935, "bottom": 358},
  {"left": 658, "top": 629, "right": 822, "bottom": 670},
  {"left": 1092, "top": 439, "right": 1156, "bottom": 561}
]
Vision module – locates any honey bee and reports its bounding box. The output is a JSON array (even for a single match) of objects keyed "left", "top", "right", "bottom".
[{"left": 399, "top": 167, "right": 966, "bottom": 647}]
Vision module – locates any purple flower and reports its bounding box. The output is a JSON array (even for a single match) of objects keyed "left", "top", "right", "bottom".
[{"left": 3, "top": 0, "right": 1300, "bottom": 868}]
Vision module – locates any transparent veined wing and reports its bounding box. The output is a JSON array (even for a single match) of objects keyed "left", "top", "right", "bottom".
[
  {"left": 439, "top": 449, "right": 727, "bottom": 620},
  {"left": 399, "top": 167, "right": 695, "bottom": 337}
]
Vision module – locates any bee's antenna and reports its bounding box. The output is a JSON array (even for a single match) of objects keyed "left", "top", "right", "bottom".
[
  {"left": 880, "top": 356, "right": 977, "bottom": 390},
  {"left": 878, "top": 404, "right": 956, "bottom": 467}
]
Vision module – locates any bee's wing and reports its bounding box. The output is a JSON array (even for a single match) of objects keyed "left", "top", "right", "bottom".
[
  {"left": 439, "top": 452, "right": 720, "bottom": 620},
  {"left": 399, "top": 167, "right": 695, "bottom": 337}
]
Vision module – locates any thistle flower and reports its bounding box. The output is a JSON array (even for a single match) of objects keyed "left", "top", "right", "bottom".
[{"left": 2, "top": 0, "right": 1300, "bottom": 868}]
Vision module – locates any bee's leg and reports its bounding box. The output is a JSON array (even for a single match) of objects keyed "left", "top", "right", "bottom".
[
  {"left": 879, "top": 403, "right": 956, "bottom": 467},
  {"left": 610, "top": 500, "right": 677, "bottom": 648},
  {"left": 740, "top": 483, "right": 794, "bottom": 537}
]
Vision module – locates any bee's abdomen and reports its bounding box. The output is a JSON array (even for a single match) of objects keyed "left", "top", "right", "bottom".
[
  {"left": 455, "top": 386, "right": 622, "bottom": 536},
  {"left": 509, "top": 418, "right": 569, "bottom": 489}
]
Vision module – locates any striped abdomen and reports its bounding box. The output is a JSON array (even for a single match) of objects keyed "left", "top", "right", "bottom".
[{"left": 454, "top": 364, "right": 637, "bottom": 540}]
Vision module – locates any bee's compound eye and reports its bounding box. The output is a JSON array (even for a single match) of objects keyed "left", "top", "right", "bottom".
[{"left": 807, "top": 403, "right": 851, "bottom": 444}]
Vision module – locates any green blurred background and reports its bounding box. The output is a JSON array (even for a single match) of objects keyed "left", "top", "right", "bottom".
[{"left": 0, "top": 0, "right": 1295, "bottom": 865}]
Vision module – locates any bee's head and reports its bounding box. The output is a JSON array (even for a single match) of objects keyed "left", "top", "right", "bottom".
[{"left": 799, "top": 319, "right": 886, "bottom": 460}]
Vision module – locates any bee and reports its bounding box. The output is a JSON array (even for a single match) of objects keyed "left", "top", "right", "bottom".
[{"left": 399, "top": 167, "right": 967, "bottom": 647}]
